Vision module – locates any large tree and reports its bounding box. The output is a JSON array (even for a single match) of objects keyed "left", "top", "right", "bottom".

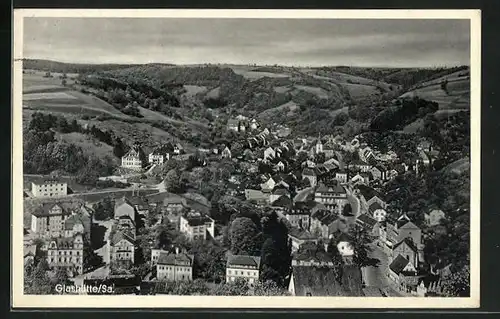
[{"left": 229, "top": 217, "right": 262, "bottom": 256}]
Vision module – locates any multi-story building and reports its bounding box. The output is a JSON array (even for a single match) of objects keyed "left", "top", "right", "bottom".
[
  {"left": 156, "top": 251, "right": 194, "bottom": 281},
  {"left": 288, "top": 227, "right": 318, "bottom": 253},
  {"left": 121, "top": 148, "right": 142, "bottom": 171},
  {"left": 179, "top": 211, "right": 215, "bottom": 241},
  {"left": 283, "top": 208, "right": 311, "bottom": 230},
  {"left": 226, "top": 254, "right": 261, "bottom": 285},
  {"left": 110, "top": 229, "right": 135, "bottom": 266},
  {"left": 148, "top": 146, "right": 170, "bottom": 165},
  {"left": 31, "top": 202, "right": 85, "bottom": 238},
  {"left": 31, "top": 180, "right": 67, "bottom": 198},
  {"left": 314, "top": 182, "right": 348, "bottom": 213},
  {"left": 114, "top": 197, "right": 137, "bottom": 223},
  {"left": 46, "top": 233, "right": 84, "bottom": 277}
]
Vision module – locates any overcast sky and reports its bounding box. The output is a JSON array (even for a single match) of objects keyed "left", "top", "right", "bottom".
[{"left": 23, "top": 18, "right": 470, "bottom": 67}]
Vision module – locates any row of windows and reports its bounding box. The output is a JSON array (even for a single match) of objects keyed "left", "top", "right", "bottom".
[
  {"left": 158, "top": 266, "right": 191, "bottom": 272},
  {"left": 159, "top": 274, "right": 190, "bottom": 280},
  {"left": 49, "top": 257, "right": 82, "bottom": 263},
  {"left": 227, "top": 270, "right": 257, "bottom": 276},
  {"left": 49, "top": 250, "right": 81, "bottom": 255}
]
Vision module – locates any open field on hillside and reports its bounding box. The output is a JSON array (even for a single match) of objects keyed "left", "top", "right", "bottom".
[
  {"left": 343, "top": 83, "right": 380, "bottom": 100},
  {"left": 400, "top": 83, "right": 469, "bottom": 110},
  {"left": 294, "top": 85, "right": 330, "bottom": 99},
  {"left": 23, "top": 71, "right": 77, "bottom": 92},
  {"left": 183, "top": 85, "right": 208, "bottom": 97},
  {"left": 55, "top": 132, "right": 118, "bottom": 163},
  {"left": 230, "top": 66, "right": 290, "bottom": 80}
]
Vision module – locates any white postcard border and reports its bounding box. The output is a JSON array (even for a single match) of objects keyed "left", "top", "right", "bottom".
[{"left": 12, "top": 9, "right": 481, "bottom": 309}]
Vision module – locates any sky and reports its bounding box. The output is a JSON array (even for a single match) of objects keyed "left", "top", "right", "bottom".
[{"left": 23, "top": 18, "right": 470, "bottom": 68}]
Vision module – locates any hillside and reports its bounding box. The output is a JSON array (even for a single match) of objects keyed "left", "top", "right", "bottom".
[{"left": 23, "top": 59, "right": 469, "bottom": 139}]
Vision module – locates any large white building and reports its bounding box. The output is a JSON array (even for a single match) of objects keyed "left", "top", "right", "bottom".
[
  {"left": 121, "top": 148, "right": 142, "bottom": 171},
  {"left": 46, "top": 233, "right": 84, "bottom": 277},
  {"left": 31, "top": 180, "right": 67, "bottom": 198},
  {"left": 156, "top": 250, "right": 194, "bottom": 282},
  {"left": 226, "top": 254, "right": 261, "bottom": 285},
  {"left": 179, "top": 211, "right": 215, "bottom": 241}
]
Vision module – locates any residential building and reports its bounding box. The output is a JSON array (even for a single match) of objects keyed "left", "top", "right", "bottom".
[
  {"left": 291, "top": 242, "right": 334, "bottom": 267},
  {"left": 372, "top": 208, "right": 388, "bottom": 222},
  {"left": 370, "top": 165, "right": 388, "bottom": 181},
  {"left": 227, "top": 119, "right": 239, "bottom": 131},
  {"left": 288, "top": 228, "right": 318, "bottom": 253},
  {"left": 156, "top": 250, "right": 194, "bottom": 282},
  {"left": 221, "top": 146, "right": 232, "bottom": 159},
  {"left": 283, "top": 208, "right": 311, "bottom": 230},
  {"left": 179, "top": 211, "right": 215, "bottom": 240},
  {"left": 244, "top": 189, "right": 270, "bottom": 205},
  {"left": 148, "top": 146, "right": 171, "bottom": 165},
  {"left": 314, "top": 182, "right": 348, "bottom": 213},
  {"left": 226, "top": 255, "right": 261, "bottom": 285},
  {"left": 31, "top": 202, "right": 85, "bottom": 238},
  {"left": 63, "top": 212, "right": 91, "bottom": 238},
  {"left": 269, "top": 187, "right": 290, "bottom": 204},
  {"left": 31, "top": 180, "right": 68, "bottom": 198},
  {"left": 425, "top": 209, "right": 446, "bottom": 226},
  {"left": 392, "top": 238, "right": 420, "bottom": 268},
  {"left": 387, "top": 254, "right": 418, "bottom": 292},
  {"left": 356, "top": 214, "right": 380, "bottom": 238},
  {"left": 276, "top": 161, "right": 285, "bottom": 171},
  {"left": 416, "top": 275, "right": 443, "bottom": 297},
  {"left": 173, "top": 143, "right": 184, "bottom": 155},
  {"left": 335, "top": 171, "right": 348, "bottom": 184},
  {"left": 336, "top": 233, "right": 355, "bottom": 263},
  {"left": 302, "top": 168, "right": 317, "bottom": 187},
  {"left": 270, "top": 195, "right": 293, "bottom": 213},
  {"left": 114, "top": 197, "right": 136, "bottom": 223},
  {"left": 263, "top": 147, "right": 276, "bottom": 161},
  {"left": 250, "top": 118, "right": 259, "bottom": 130},
  {"left": 351, "top": 159, "right": 371, "bottom": 172},
  {"left": 310, "top": 211, "right": 348, "bottom": 239},
  {"left": 110, "top": 229, "right": 135, "bottom": 266},
  {"left": 350, "top": 173, "right": 369, "bottom": 185},
  {"left": 260, "top": 176, "right": 276, "bottom": 193},
  {"left": 121, "top": 148, "right": 143, "bottom": 171},
  {"left": 46, "top": 233, "right": 84, "bottom": 277}
]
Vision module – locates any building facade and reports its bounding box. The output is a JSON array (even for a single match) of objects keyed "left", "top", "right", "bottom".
[
  {"left": 156, "top": 251, "right": 194, "bottom": 281},
  {"left": 31, "top": 180, "right": 67, "bottom": 198},
  {"left": 226, "top": 255, "right": 261, "bottom": 285},
  {"left": 46, "top": 233, "right": 84, "bottom": 277},
  {"left": 179, "top": 212, "right": 215, "bottom": 240},
  {"left": 121, "top": 148, "right": 142, "bottom": 171}
]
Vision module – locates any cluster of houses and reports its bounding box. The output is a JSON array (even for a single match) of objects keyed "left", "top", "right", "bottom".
[{"left": 121, "top": 143, "right": 185, "bottom": 171}]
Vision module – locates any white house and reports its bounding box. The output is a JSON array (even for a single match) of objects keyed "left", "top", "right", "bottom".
[
  {"left": 148, "top": 146, "right": 170, "bottom": 165},
  {"left": 263, "top": 147, "right": 276, "bottom": 161},
  {"left": 121, "top": 148, "right": 142, "bottom": 171},
  {"left": 335, "top": 171, "right": 348, "bottom": 184},
  {"left": 31, "top": 180, "right": 68, "bottom": 198},
  {"left": 226, "top": 254, "right": 261, "bottom": 285}
]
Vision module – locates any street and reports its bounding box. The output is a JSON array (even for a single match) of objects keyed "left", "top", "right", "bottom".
[{"left": 362, "top": 244, "right": 406, "bottom": 297}]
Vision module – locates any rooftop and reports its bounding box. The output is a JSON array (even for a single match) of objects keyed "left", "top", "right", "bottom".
[
  {"left": 227, "top": 254, "right": 261, "bottom": 268},
  {"left": 389, "top": 254, "right": 410, "bottom": 274},
  {"left": 157, "top": 252, "right": 194, "bottom": 266}
]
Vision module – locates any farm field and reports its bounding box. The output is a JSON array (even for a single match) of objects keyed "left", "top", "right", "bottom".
[
  {"left": 55, "top": 132, "right": 118, "bottom": 162},
  {"left": 230, "top": 66, "right": 290, "bottom": 80},
  {"left": 294, "top": 85, "right": 330, "bottom": 99}
]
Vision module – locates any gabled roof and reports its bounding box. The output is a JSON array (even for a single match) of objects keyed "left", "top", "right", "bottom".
[
  {"left": 369, "top": 202, "right": 384, "bottom": 213},
  {"left": 302, "top": 167, "right": 316, "bottom": 176},
  {"left": 328, "top": 218, "right": 348, "bottom": 233},
  {"left": 157, "top": 252, "right": 194, "bottom": 266},
  {"left": 272, "top": 188, "right": 290, "bottom": 196},
  {"left": 111, "top": 229, "right": 135, "bottom": 245},
  {"left": 115, "top": 196, "right": 134, "bottom": 209},
  {"left": 227, "top": 254, "right": 261, "bottom": 268},
  {"left": 399, "top": 220, "right": 420, "bottom": 230},
  {"left": 289, "top": 227, "right": 317, "bottom": 241},
  {"left": 182, "top": 212, "right": 213, "bottom": 227},
  {"left": 316, "top": 182, "right": 346, "bottom": 195},
  {"left": 389, "top": 254, "right": 410, "bottom": 274},
  {"left": 64, "top": 213, "right": 91, "bottom": 233},
  {"left": 32, "top": 201, "right": 82, "bottom": 217},
  {"left": 357, "top": 214, "right": 378, "bottom": 229},
  {"left": 271, "top": 195, "right": 293, "bottom": 209},
  {"left": 393, "top": 238, "right": 418, "bottom": 253}
]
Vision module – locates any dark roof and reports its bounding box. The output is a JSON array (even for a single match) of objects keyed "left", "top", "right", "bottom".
[
  {"left": 111, "top": 230, "right": 135, "bottom": 245},
  {"left": 32, "top": 201, "right": 83, "bottom": 217},
  {"left": 157, "top": 252, "right": 194, "bottom": 266},
  {"left": 182, "top": 213, "right": 213, "bottom": 227},
  {"left": 271, "top": 195, "right": 293, "bottom": 209},
  {"left": 289, "top": 227, "right": 317, "bottom": 241},
  {"left": 316, "top": 182, "right": 346, "bottom": 195},
  {"left": 272, "top": 188, "right": 290, "bottom": 196},
  {"left": 32, "top": 179, "right": 65, "bottom": 185},
  {"left": 227, "top": 255, "right": 261, "bottom": 268},
  {"left": 302, "top": 168, "right": 316, "bottom": 177},
  {"left": 368, "top": 202, "right": 384, "bottom": 213},
  {"left": 49, "top": 236, "right": 79, "bottom": 250},
  {"left": 357, "top": 214, "right": 378, "bottom": 229},
  {"left": 291, "top": 266, "right": 346, "bottom": 296},
  {"left": 393, "top": 238, "right": 418, "bottom": 253},
  {"left": 356, "top": 185, "right": 381, "bottom": 201},
  {"left": 64, "top": 213, "right": 91, "bottom": 233},
  {"left": 389, "top": 254, "right": 410, "bottom": 274},
  {"left": 351, "top": 159, "right": 370, "bottom": 166}
]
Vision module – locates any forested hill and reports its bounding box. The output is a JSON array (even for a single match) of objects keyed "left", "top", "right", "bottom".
[{"left": 23, "top": 59, "right": 469, "bottom": 139}]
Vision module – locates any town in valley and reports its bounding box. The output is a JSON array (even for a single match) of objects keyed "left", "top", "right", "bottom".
[{"left": 21, "top": 18, "right": 471, "bottom": 298}]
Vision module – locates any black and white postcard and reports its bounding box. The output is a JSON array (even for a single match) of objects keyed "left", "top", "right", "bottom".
[{"left": 12, "top": 9, "right": 481, "bottom": 308}]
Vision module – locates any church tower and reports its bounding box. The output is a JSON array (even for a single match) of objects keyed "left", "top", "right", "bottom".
[{"left": 315, "top": 134, "right": 323, "bottom": 154}]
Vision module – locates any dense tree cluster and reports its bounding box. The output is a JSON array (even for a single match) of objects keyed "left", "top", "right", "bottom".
[{"left": 370, "top": 97, "right": 438, "bottom": 132}]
